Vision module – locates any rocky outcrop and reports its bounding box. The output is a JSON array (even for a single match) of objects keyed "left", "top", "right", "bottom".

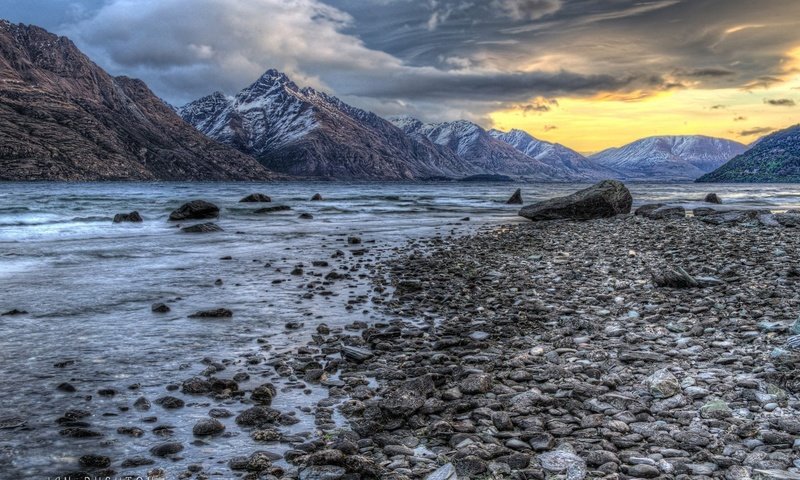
[
  {"left": 169, "top": 201, "right": 219, "bottom": 221},
  {"left": 518, "top": 180, "right": 632, "bottom": 221},
  {"left": 0, "top": 21, "right": 275, "bottom": 181},
  {"left": 506, "top": 189, "right": 522, "bottom": 205}
]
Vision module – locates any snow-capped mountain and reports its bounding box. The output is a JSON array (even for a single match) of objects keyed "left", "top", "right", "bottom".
[
  {"left": 390, "top": 116, "right": 570, "bottom": 181},
  {"left": 179, "top": 70, "right": 472, "bottom": 180},
  {"left": 488, "top": 128, "right": 618, "bottom": 180},
  {"left": 590, "top": 136, "right": 747, "bottom": 181}
]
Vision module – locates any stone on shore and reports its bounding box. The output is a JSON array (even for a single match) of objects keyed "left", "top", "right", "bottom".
[
  {"left": 169, "top": 200, "right": 219, "bottom": 221},
  {"left": 113, "top": 211, "right": 143, "bottom": 223},
  {"left": 240, "top": 193, "right": 271, "bottom": 203},
  {"left": 645, "top": 369, "right": 681, "bottom": 398},
  {"left": 518, "top": 180, "right": 632, "bottom": 221},
  {"left": 181, "top": 222, "right": 223, "bottom": 233},
  {"left": 506, "top": 188, "right": 522, "bottom": 205},
  {"left": 635, "top": 204, "right": 686, "bottom": 220},
  {"left": 192, "top": 418, "right": 225, "bottom": 436}
]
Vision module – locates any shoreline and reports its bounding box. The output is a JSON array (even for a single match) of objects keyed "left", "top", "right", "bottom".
[{"left": 292, "top": 214, "right": 800, "bottom": 479}]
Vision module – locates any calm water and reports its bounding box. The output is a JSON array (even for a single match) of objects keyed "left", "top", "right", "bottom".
[{"left": 0, "top": 181, "right": 798, "bottom": 477}]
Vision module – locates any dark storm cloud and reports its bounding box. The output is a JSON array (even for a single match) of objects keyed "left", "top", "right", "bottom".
[
  {"left": 764, "top": 98, "right": 796, "bottom": 106},
  {"left": 2, "top": 0, "right": 800, "bottom": 122},
  {"left": 737, "top": 126, "right": 776, "bottom": 137}
]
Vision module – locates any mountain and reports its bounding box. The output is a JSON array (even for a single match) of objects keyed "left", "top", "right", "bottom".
[
  {"left": 589, "top": 136, "right": 746, "bottom": 181},
  {"left": 0, "top": 20, "right": 273, "bottom": 181},
  {"left": 697, "top": 125, "right": 800, "bottom": 182},
  {"left": 487, "top": 128, "right": 618, "bottom": 180},
  {"left": 179, "top": 70, "right": 473, "bottom": 180},
  {"left": 390, "top": 117, "right": 571, "bottom": 181}
]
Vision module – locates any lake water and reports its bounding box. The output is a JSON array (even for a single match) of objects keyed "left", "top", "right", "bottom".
[{"left": 1, "top": 181, "right": 798, "bottom": 477}]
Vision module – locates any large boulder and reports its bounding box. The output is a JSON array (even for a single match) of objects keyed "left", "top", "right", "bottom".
[
  {"left": 518, "top": 180, "right": 632, "bottom": 221},
  {"left": 169, "top": 200, "right": 219, "bottom": 221}
]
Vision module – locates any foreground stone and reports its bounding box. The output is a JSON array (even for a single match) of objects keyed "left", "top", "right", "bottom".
[
  {"left": 169, "top": 200, "right": 219, "bottom": 221},
  {"left": 518, "top": 180, "right": 632, "bottom": 221},
  {"left": 181, "top": 222, "right": 223, "bottom": 233},
  {"left": 635, "top": 204, "right": 686, "bottom": 220}
]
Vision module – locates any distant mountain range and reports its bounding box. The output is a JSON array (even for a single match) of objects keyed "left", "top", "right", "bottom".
[
  {"left": 697, "top": 124, "right": 800, "bottom": 182},
  {"left": 0, "top": 20, "right": 273, "bottom": 181},
  {"left": 590, "top": 136, "right": 747, "bottom": 181},
  {"left": 1, "top": 20, "right": 793, "bottom": 183}
]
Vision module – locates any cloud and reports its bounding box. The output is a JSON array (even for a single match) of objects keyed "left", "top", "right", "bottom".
[
  {"left": 543, "top": 124, "right": 558, "bottom": 131},
  {"left": 492, "top": 0, "right": 562, "bottom": 21},
  {"left": 764, "top": 98, "right": 796, "bottom": 106},
  {"left": 710, "top": 104, "right": 727, "bottom": 109},
  {"left": 513, "top": 97, "right": 559, "bottom": 114},
  {"left": 737, "top": 127, "right": 775, "bottom": 137},
  {"left": 733, "top": 116, "right": 747, "bottom": 121}
]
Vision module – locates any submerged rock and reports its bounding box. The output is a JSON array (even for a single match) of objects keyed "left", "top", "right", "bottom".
[
  {"left": 255, "top": 205, "right": 291, "bottom": 214},
  {"left": 519, "top": 180, "right": 632, "bottom": 221},
  {"left": 192, "top": 418, "right": 225, "bottom": 436},
  {"left": 311, "top": 193, "right": 323, "bottom": 201},
  {"left": 181, "top": 222, "right": 223, "bottom": 233},
  {"left": 188, "top": 308, "right": 233, "bottom": 318},
  {"left": 113, "top": 211, "right": 143, "bottom": 223},
  {"left": 240, "top": 193, "right": 271, "bottom": 203},
  {"left": 169, "top": 200, "right": 219, "bottom": 221},
  {"left": 151, "top": 303, "right": 170, "bottom": 313},
  {"left": 506, "top": 188, "right": 522, "bottom": 205},
  {"left": 704, "top": 193, "right": 722, "bottom": 204}
]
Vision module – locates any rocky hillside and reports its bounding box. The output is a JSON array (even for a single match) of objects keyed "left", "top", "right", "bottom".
[
  {"left": 697, "top": 125, "right": 800, "bottom": 182},
  {"left": 488, "top": 128, "right": 618, "bottom": 181},
  {"left": 590, "top": 136, "right": 746, "bottom": 181},
  {"left": 180, "top": 70, "right": 474, "bottom": 180},
  {"left": 0, "top": 20, "right": 274, "bottom": 181}
]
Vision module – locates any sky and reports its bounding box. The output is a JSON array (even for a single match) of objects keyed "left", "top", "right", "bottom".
[{"left": 2, "top": 0, "right": 800, "bottom": 153}]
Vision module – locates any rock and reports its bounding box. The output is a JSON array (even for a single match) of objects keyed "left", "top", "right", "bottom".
[
  {"left": 460, "top": 373, "right": 492, "bottom": 394},
  {"left": 79, "top": 455, "right": 111, "bottom": 468},
  {"left": 299, "top": 465, "right": 347, "bottom": 480},
  {"left": 519, "top": 180, "right": 632, "bottom": 221},
  {"left": 347, "top": 236, "right": 362, "bottom": 245},
  {"left": 181, "top": 222, "right": 223, "bottom": 233},
  {"left": 776, "top": 212, "right": 800, "bottom": 227},
  {"left": 645, "top": 369, "right": 681, "bottom": 398},
  {"left": 311, "top": 193, "right": 323, "bottom": 201},
  {"left": 626, "top": 464, "right": 660, "bottom": 478},
  {"left": 538, "top": 450, "right": 587, "bottom": 479},
  {"left": 1, "top": 309, "right": 27, "bottom": 316},
  {"left": 651, "top": 266, "right": 723, "bottom": 288},
  {"left": 254, "top": 205, "right": 291, "bottom": 214},
  {"left": 149, "top": 442, "right": 184, "bottom": 457},
  {"left": 169, "top": 200, "right": 219, "bottom": 221},
  {"left": 251, "top": 383, "right": 277, "bottom": 405},
  {"left": 424, "top": 463, "right": 458, "bottom": 480},
  {"left": 240, "top": 193, "right": 271, "bottom": 203},
  {"left": 705, "top": 193, "right": 722, "bottom": 204},
  {"left": 235, "top": 406, "right": 279, "bottom": 427},
  {"left": 188, "top": 308, "right": 232, "bottom": 318},
  {"left": 698, "top": 209, "right": 770, "bottom": 226},
  {"left": 151, "top": 303, "right": 170, "bottom": 313},
  {"left": 113, "top": 211, "right": 143, "bottom": 223},
  {"left": 635, "top": 204, "right": 686, "bottom": 220},
  {"left": 693, "top": 207, "right": 716, "bottom": 217},
  {"left": 154, "top": 396, "right": 184, "bottom": 409},
  {"left": 133, "top": 397, "right": 151, "bottom": 411},
  {"left": 506, "top": 188, "right": 523, "bottom": 205},
  {"left": 299, "top": 213, "right": 314, "bottom": 219},
  {"left": 700, "top": 400, "right": 732, "bottom": 419},
  {"left": 341, "top": 346, "right": 373, "bottom": 362},
  {"left": 192, "top": 418, "right": 225, "bottom": 436}
]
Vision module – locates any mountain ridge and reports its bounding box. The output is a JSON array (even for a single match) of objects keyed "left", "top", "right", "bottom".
[
  {"left": 697, "top": 125, "right": 800, "bottom": 183},
  {"left": 0, "top": 20, "right": 275, "bottom": 181}
]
